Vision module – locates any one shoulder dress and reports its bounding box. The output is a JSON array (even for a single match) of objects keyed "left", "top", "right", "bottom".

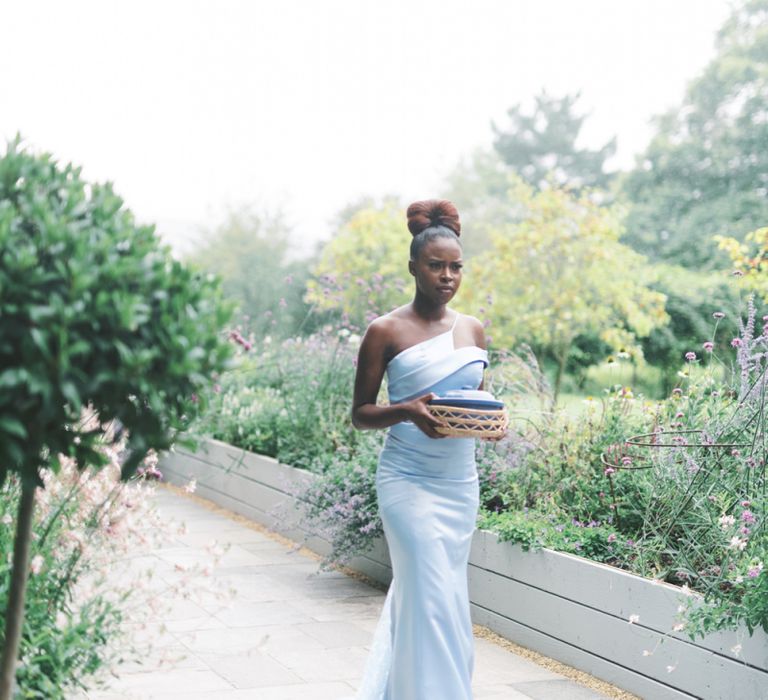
[{"left": 356, "top": 312, "right": 487, "bottom": 700}]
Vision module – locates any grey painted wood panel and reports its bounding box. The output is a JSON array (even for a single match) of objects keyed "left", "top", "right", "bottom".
[
  {"left": 470, "top": 605, "right": 694, "bottom": 700},
  {"left": 469, "top": 529, "right": 768, "bottom": 669},
  {"left": 469, "top": 566, "right": 768, "bottom": 700}
]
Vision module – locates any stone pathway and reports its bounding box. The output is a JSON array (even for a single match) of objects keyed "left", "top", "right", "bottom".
[{"left": 79, "top": 488, "right": 615, "bottom": 700}]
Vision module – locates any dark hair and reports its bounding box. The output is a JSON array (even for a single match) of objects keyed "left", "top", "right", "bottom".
[{"left": 406, "top": 199, "right": 461, "bottom": 259}]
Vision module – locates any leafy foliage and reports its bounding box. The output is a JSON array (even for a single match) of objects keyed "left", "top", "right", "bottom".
[
  {"left": 194, "top": 325, "right": 369, "bottom": 472},
  {"left": 492, "top": 90, "right": 616, "bottom": 192},
  {"left": 463, "top": 180, "right": 668, "bottom": 399},
  {"left": 186, "top": 207, "right": 313, "bottom": 338},
  {"left": 306, "top": 204, "right": 410, "bottom": 328},
  {"left": 0, "top": 137, "right": 233, "bottom": 486},
  {"left": 622, "top": 0, "right": 768, "bottom": 267},
  {"left": 718, "top": 227, "right": 768, "bottom": 302},
  {"left": 0, "top": 442, "right": 165, "bottom": 698},
  {"left": 440, "top": 150, "right": 530, "bottom": 258},
  {"left": 640, "top": 265, "right": 743, "bottom": 393}
]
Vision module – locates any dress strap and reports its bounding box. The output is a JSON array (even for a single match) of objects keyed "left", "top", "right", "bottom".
[{"left": 450, "top": 311, "right": 460, "bottom": 331}]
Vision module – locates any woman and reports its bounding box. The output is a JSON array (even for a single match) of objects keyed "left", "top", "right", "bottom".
[{"left": 352, "top": 199, "right": 493, "bottom": 699}]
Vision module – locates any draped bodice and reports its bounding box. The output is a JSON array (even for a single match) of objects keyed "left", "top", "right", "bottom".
[{"left": 379, "top": 314, "right": 488, "bottom": 479}]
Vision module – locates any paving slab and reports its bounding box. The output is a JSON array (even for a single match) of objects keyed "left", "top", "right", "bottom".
[{"left": 77, "top": 487, "right": 618, "bottom": 699}]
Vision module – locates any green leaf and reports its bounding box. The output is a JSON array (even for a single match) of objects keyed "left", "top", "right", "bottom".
[
  {"left": 61, "top": 381, "right": 81, "bottom": 410},
  {"left": 0, "top": 416, "right": 27, "bottom": 438}
]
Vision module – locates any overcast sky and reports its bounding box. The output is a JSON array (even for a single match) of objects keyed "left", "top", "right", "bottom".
[{"left": 1, "top": 0, "right": 731, "bottom": 254}]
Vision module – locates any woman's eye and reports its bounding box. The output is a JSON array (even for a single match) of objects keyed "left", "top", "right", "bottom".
[
  {"left": 429, "top": 262, "right": 441, "bottom": 270},
  {"left": 452, "top": 264, "right": 463, "bottom": 271}
]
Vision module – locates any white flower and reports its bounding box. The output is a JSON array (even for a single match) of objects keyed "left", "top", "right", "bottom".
[
  {"left": 729, "top": 536, "right": 748, "bottom": 551},
  {"left": 348, "top": 333, "right": 362, "bottom": 345},
  {"left": 642, "top": 650, "right": 653, "bottom": 657},
  {"left": 1, "top": 514, "right": 11, "bottom": 526},
  {"left": 30, "top": 555, "right": 44, "bottom": 575},
  {"left": 183, "top": 478, "right": 197, "bottom": 494},
  {"left": 731, "top": 644, "right": 742, "bottom": 657},
  {"left": 672, "top": 623, "right": 685, "bottom": 632},
  {"left": 719, "top": 514, "right": 736, "bottom": 529},
  {"left": 628, "top": 614, "right": 640, "bottom": 624},
  {"left": 666, "top": 664, "right": 677, "bottom": 673}
]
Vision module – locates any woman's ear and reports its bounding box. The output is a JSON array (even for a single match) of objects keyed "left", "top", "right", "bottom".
[{"left": 408, "top": 259, "right": 415, "bottom": 277}]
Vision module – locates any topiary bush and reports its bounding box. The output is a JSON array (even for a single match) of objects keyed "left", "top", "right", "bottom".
[{"left": 0, "top": 137, "right": 233, "bottom": 697}]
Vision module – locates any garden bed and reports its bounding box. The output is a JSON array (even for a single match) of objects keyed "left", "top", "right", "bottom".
[{"left": 160, "top": 437, "right": 768, "bottom": 700}]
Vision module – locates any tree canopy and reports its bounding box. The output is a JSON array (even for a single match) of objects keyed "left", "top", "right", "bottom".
[
  {"left": 306, "top": 203, "right": 410, "bottom": 329},
  {"left": 462, "top": 179, "right": 668, "bottom": 399},
  {"left": 187, "top": 207, "right": 311, "bottom": 337},
  {"left": 492, "top": 91, "right": 616, "bottom": 192},
  {"left": 622, "top": 0, "right": 768, "bottom": 268}
]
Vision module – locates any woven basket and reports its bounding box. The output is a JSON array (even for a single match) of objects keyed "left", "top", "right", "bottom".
[{"left": 428, "top": 404, "right": 509, "bottom": 439}]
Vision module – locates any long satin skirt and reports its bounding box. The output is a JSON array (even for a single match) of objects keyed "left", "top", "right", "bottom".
[{"left": 371, "top": 464, "right": 479, "bottom": 700}]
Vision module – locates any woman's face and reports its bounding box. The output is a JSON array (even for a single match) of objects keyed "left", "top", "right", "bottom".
[{"left": 409, "top": 236, "right": 463, "bottom": 304}]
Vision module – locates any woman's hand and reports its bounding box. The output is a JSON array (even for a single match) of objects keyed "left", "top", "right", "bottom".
[{"left": 404, "top": 393, "right": 447, "bottom": 439}]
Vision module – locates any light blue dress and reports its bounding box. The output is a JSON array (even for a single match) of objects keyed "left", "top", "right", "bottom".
[{"left": 357, "top": 313, "right": 488, "bottom": 700}]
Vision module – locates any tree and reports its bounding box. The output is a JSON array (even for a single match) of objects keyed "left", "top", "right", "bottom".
[
  {"left": 306, "top": 203, "right": 410, "bottom": 329},
  {"left": 462, "top": 179, "right": 668, "bottom": 401},
  {"left": 187, "top": 207, "right": 312, "bottom": 338},
  {"left": 640, "top": 265, "right": 742, "bottom": 394},
  {"left": 440, "top": 150, "right": 529, "bottom": 258},
  {"left": 717, "top": 226, "right": 768, "bottom": 301},
  {"left": 0, "top": 139, "right": 232, "bottom": 698},
  {"left": 492, "top": 91, "right": 616, "bottom": 192},
  {"left": 622, "top": 0, "right": 768, "bottom": 268}
]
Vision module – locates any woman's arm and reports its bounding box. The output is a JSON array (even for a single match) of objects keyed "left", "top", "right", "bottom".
[{"left": 351, "top": 320, "right": 446, "bottom": 438}]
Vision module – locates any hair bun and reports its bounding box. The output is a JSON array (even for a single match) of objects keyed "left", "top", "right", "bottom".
[{"left": 406, "top": 200, "right": 461, "bottom": 237}]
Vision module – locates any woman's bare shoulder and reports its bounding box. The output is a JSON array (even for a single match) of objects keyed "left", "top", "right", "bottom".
[
  {"left": 363, "top": 307, "right": 410, "bottom": 346},
  {"left": 458, "top": 313, "right": 486, "bottom": 348}
]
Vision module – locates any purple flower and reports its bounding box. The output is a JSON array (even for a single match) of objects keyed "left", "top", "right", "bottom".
[
  {"left": 732, "top": 270, "right": 744, "bottom": 277},
  {"left": 748, "top": 566, "right": 763, "bottom": 578},
  {"left": 604, "top": 467, "right": 616, "bottom": 476},
  {"left": 713, "top": 312, "right": 726, "bottom": 320},
  {"left": 685, "top": 351, "right": 697, "bottom": 362},
  {"left": 703, "top": 341, "right": 714, "bottom": 352},
  {"left": 742, "top": 510, "right": 756, "bottom": 525},
  {"left": 607, "top": 533, "right": 617, "bottom": 543},
  {"left": 731, "top": 338, "right": 742, "bottom": 348}
]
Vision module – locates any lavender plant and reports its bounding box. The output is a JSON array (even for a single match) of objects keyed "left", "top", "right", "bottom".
[{"left": 294, "top": 431, "right": 384, "bottom": 569}]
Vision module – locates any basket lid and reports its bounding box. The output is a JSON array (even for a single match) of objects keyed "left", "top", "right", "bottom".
[{"left": 429, "top": 388, "right": 504, "bottom": 410}]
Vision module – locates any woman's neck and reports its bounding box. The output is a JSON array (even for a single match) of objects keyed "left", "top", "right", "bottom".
[{"left": 411, "top": 293, "right": 449, "bottom": 323}]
